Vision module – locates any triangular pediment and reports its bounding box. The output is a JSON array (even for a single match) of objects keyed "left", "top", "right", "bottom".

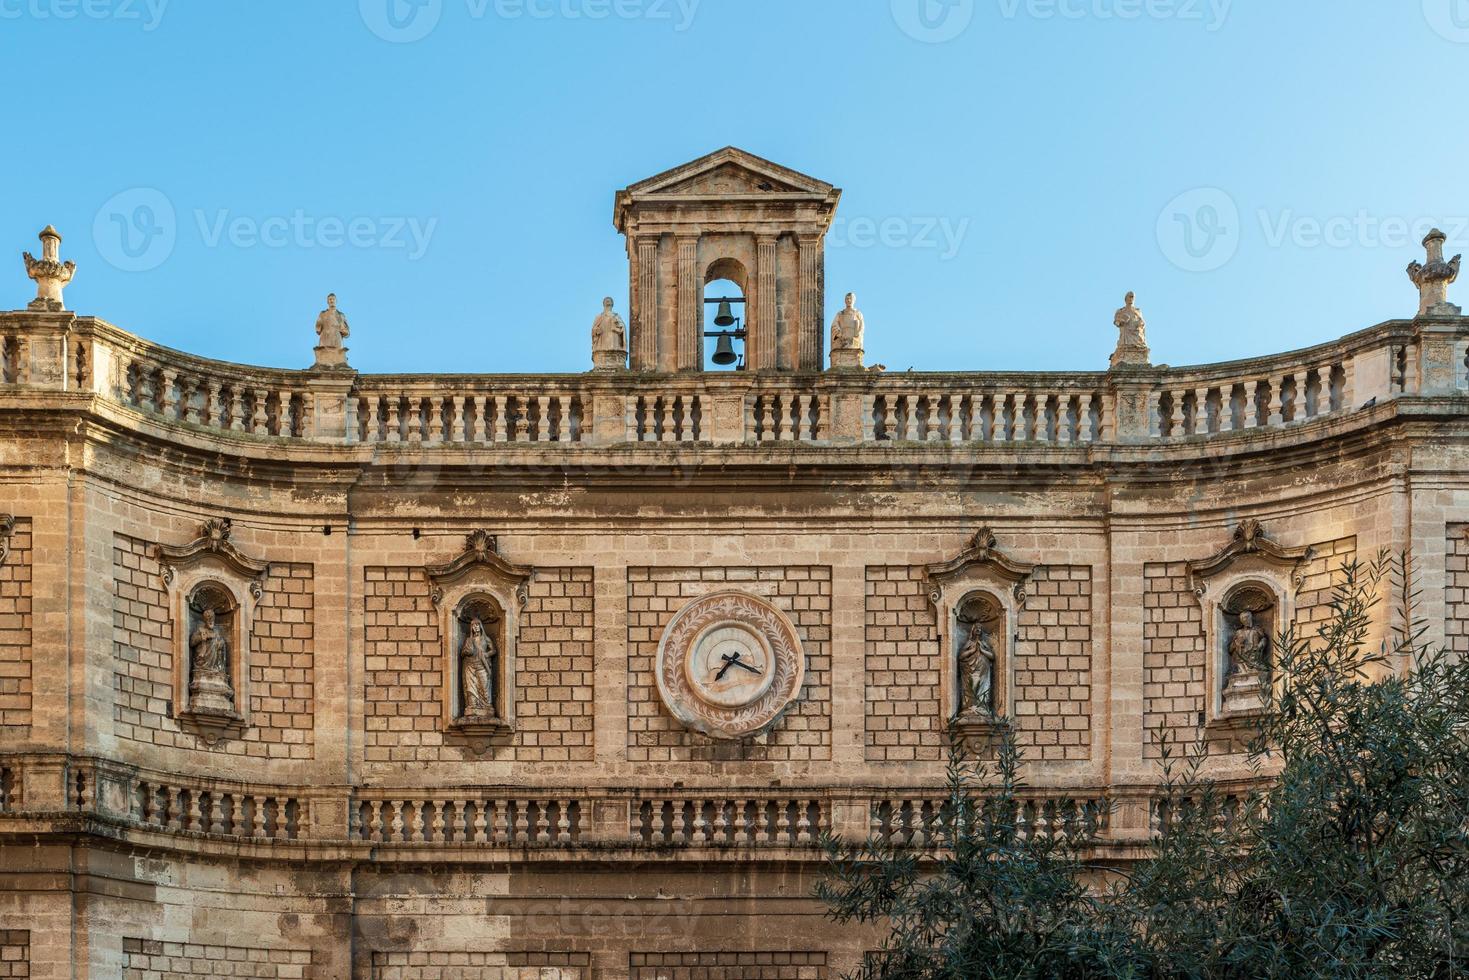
[{"left": 623, "top": 147, "right": 835, "bottom": 199}]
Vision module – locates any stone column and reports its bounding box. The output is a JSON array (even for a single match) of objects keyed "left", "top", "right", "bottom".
[
  {"left": 797, "top": 235, "right": 824, "bottom": 371},
  {"left": 754, "top": 234, "right": 779, "bottom": 371},
  {"left": 676, "top": 236, "right": 701, "bottom": 373},
  {"left": 633, "top": 237, "right": 659, "bottom": 372}
]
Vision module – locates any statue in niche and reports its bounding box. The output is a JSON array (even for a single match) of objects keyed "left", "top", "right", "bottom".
[
  {"left": 1222, "top": 586, "right": 1274, "bottom": 708},
  {"left": 955, "top": 594, "right": 1003, "bottom": 718},
  {"left": 590, "top": 296, "right": 628, "bottom": 371},
  {"left": 1110, "top": 291, "right": 1151, "bottom": 368},
  {"left": 458, "top": 614, "right": 499, "bottom": 719},
  {"left": 187, "top": 594, "right": 236, "bottom": 715},
  {"left": 313, "top": 293, "right": 351, "bottom": 369}
]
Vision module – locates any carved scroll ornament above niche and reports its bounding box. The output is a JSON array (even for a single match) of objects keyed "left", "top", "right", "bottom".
[
  {"left": 1186, "top": 518, "right": 1315, "bottom": 598},
  {"left": 156, "top": 518, "right": 269, "bottom": 598},
  {"left": 425, "top": 530, "right": 532, "bottom": 609},
  {"left": 0, "top": 515, "right": 14, "bottom": 566},
  {"left": 924, "top": 525, "right": 1036, "bottom": 608}
]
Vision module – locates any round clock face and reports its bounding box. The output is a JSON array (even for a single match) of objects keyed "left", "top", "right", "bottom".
[
  {"left": 684, "top": 622, "right": 776, "bottom": 708},
  {"left": 655, "top": 591, "right": 806, "bottom": 740}
]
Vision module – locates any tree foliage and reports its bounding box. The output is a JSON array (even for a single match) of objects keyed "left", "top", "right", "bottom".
[{"left": 819, "top": 555, "right": 1469, "bottom": 978}]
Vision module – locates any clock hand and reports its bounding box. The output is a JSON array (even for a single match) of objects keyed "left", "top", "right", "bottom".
[
  {"left": 729, "top": 658, "right": 762, "bottom": 675},
  {"left": 715, "top": 652, "right": 741, "bottom": 681}
]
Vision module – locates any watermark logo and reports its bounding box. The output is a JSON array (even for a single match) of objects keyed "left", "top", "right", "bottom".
[
  {"left": 1423, "top": 0, "right": 1469, "bottom": 42},
  {"left": 996, "top": 0, "right": 1231, "bottom": 31},
  {"left": 360, "top": 0, "right": 442, "bottom": 42},
  {"left": 827, "top": 215, "right": 972, "bottom": 260},
  {"left": 94, "top": 188, "right": 177, "bottom": 273},
  {"left": 1156, "top": 187, "right": 1239, "bottom": 273},
  {"left": 93, "top": 189, "right": 439, "bottom": 271},
  {"left": 891, "top": 0, "right": 975, "bottom": 42},
  {"left": 0, "top": 0, "right": 169, "bottom": 30},
  {"left": 361, "top": 0, "right": 698, "bottom": 41}
]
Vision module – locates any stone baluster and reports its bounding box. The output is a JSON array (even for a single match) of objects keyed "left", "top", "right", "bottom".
[
  {"left": 690, "top": 800, "right": 707, "bottom": 844},
  {"left": 468, "top": 801, "right": 485, "bottom": 843},
  {"left": 1265, "top": 378, "right": 1284, "bottom": 427},
  {"left": 158, "top": 369, "right": 177, "bottom": 419},
  {"left": 1290, "top": 370, "right": 1308, "bottom": 422},
  {"left": 991, "top": 395, "right": 1009, "bottom": 443},
  {"left": 1167, "top": 388, "right": 1185, "bottom": 437},
  {"left": 797, "top": 801, "right": 813, "bottom": 844},
  {"left": 512, "top": 802, "right": 529, "bottom": 845},
  {"left": 380, "top": 396, "right": 398, "bottom": 443},
  {"left": 404, "top": 396, "right": 422, "bottom": 444},
  {"left": 557, "top": 801, "right": 572, "bottom": 844},
  {"left": 182, "top": 377, "right": 201, "bottom": 424},
  {"left": 861, "top": 394, "right": 876, "bottom": 441},
  {"left": 252, "top": 796, "right": 267, "bottom": 839},
  {"left": 247, "top": 388, "right": 265, "bottom": 434},
  {"left": 1077, "top": 393, "right": 1095, "bottom": 443},
  {"left": 448, "top": 395, "right": 465, "bottom": 443},
  {"left": 1191, "top": 386, "right": 1209, "bottom": 435},
  {"left": 731, "top": 800, "right": 747, "bottom": 844},
  {"left": 775, "top": 800, "right": 791, "bottom": 844},
  {"left": 712, "top": 800, "right": 729, "bottom": 844}
]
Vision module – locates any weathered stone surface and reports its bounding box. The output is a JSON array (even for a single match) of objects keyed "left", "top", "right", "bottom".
[{"left": 1, "top": 156, "right": 1467, "bottom": 976}]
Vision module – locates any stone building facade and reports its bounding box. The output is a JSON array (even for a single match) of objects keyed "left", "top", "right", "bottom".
[{"left": 1, "top": 149, "right": 1467, "bottom": 977}]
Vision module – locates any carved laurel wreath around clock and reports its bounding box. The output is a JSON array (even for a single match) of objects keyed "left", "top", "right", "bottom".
[{"left": 655, "top": 591, "right": 806, "bottom": 741}]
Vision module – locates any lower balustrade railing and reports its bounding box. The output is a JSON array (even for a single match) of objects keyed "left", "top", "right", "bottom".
[
  {"left": 632, "top": 795, "right": 824, "bottom": 847},
  {"left": 0, "top": 756, "right": 1232, "bottom": 853},
  {"left": 870, "top": 794, "right": 1111, "bottom": 848},
  {"left": 352, "top": 796, "right": 581, "bottom": 845}
]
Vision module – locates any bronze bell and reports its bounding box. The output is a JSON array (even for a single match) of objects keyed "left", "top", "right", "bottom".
[
  {"left": 711, "top": 333, "right": 738, "bottom": 366},
  {"left": 713, "top": 300, "right": 736, "bottom": 328}
]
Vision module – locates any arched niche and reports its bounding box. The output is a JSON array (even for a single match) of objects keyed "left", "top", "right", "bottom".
[
  {"left": 450, "top": 593, "right": 507, "bottom": 724},
  {"left": 426, "top": 531, "right": 532, "bottom": 740},
  {"left": 1188, "top": 520, "right": 1311, "bottom": 729},
  {"left": 156, "top": 518, "right": 268, "bottom": 744},
  {"left": 925, "top": 526, "right": 1032, "bottom": 738}
]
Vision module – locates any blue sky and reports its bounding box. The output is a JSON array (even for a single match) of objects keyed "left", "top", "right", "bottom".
[{"left": 2, "top": 1, "right": 1465, "bottom": 374}]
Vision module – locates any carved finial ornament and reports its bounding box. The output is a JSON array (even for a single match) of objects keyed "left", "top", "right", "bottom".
[
  {"left": 1407, "top": 228, "right": 1462, "bottom": 316},
  {"left": 23, "top": 225, "right": 75, "bottom": 312}
]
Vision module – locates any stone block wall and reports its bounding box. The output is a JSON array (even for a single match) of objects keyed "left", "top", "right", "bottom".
[
  {"left": 1014, "top": 565, "right": 1093, "bottom": 761},
  {"left": 1142, "top": 535, "right": 1357, "bottom": 759},
  {"left": 371, "top": 951, "right": 590, "bottom": 979},
  {"left": 0, "top": 520, "right": 30, "bottom": 737},
  {"left": 627, "top": 566, "right": 831, "bottom": 763},
  {"left": 629, "top": 951, "right": 827, "bottom": 979},
  {"left": 0, "top": 930, "right": 26, "bottom": 980},
  {"left": 1449, "top": 525, "right": 1468, "bottom": 660},
  {"left": 863, "top": 566, "right": 941, "bottom": 763},
  {"left": 862, "top": 564, "right": 1091, "bottom": 763},
  {"left": 364, "top": 566, "right": 595, "bottom": 763},
  {"left": 122, "top": 938, "right": 311, "bottom": 978},
  {"left": 111, "top": 533, "right": 316, "bottom": 759}
]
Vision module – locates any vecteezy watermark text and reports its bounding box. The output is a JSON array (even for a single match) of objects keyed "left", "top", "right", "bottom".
[
  {"left": 195, "top": 210, "right": 437, "bottom": 260},
  {"left": 93, "top": 188, "right": 439, "bottom": 272},
  {"left": 827, "top": 215, "right": 972, "bottom": 260},
  {"left": 997, "top": 0, "right": 1231, "bottom": 30},
  {"left": 1157, "top": 185, "right": 1469, "bottom": 273},
  {"left": 0, "top": 0, "right": 168, "bottom": 30},
  {"left": 360, "top": 0, "right": 698, "bottom": 42}
]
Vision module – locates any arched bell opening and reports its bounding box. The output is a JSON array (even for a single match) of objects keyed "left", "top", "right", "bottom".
[{"left": 703, "top": 258, "right": 749, "bottom": 372}]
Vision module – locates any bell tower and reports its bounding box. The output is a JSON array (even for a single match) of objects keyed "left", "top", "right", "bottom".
[{"left": 614, "top": 147, "right": 841, "bottom": 373}]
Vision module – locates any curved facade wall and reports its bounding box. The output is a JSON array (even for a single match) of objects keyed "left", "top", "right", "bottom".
[{"left": 0, "top": 304, "right": 1467, "bottom": 977}]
